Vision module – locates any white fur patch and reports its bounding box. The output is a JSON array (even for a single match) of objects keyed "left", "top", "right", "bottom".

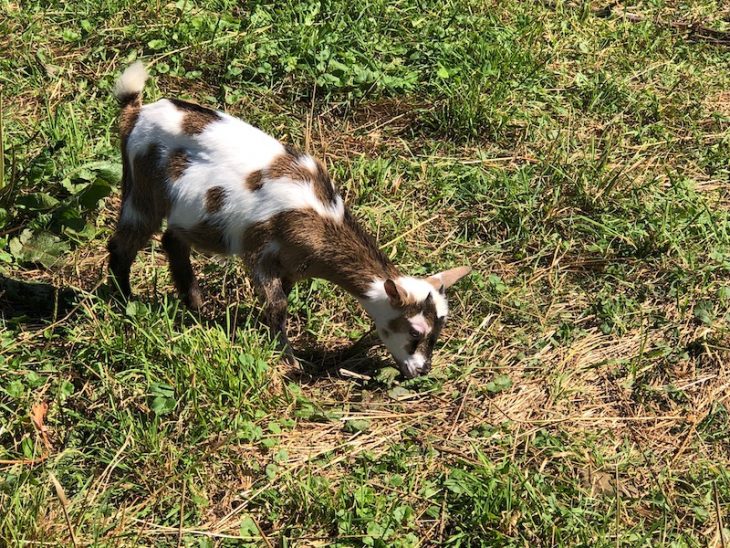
[
  {"left": 114, "top": 61, "right": 148, "bottom": 100},
  {"left": 361, "top": 278, "right": 447, "bottom": 376},
  {"left": 377, "top": 326, "right": 424, "bottom": 377},
  {"left": 126, "top": 100, "right": 186, "bottom": 160},
  {"left": 360, "top": 280, "right": 401, "bottom": 326},
  {"left": 405, "top": 353, "right": 427, "bottom": 377},
  {"left": 381, "top": 332, "right": 426, "bottom": 377},
  {"left": 394, "top": 277, "right": 449, "bottom": 318},
  {"left": 247, "top": 178, "right": 344, "bottom": 228},
  {"left": 297, "top": 155, "right": 318, "bottom": 173},
  {"left": 361, "top": 278, "right": 448, "bottom": 325},
  {"left": 409, "top": 313, "right": 429, "bottom": 336}
]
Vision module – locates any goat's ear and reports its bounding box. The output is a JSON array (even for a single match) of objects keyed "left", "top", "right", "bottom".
[
  {"left": 427, "top": 266, "right": 472, "bottom": 292},
  {"left": 384, "top": 279, "right": 407, "bottom": 307}
]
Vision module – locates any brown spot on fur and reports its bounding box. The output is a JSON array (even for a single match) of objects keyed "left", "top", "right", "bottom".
[
  {"left": 422, "top": 298, "right": 439, "bottom": 324},
  {"left": 242, "top": 209, "right": 398, "bottom": 298},
  {"left": 119, "top": 105, "right": 140, "bottom": 140},
  {"left": 310, "top": 156, "right": 336, "bottom": 205},
  {"left": 268, "top": 151, "right": 311, "bottom": 182},
  {"left": 403, "top": 298, "right": 437, "bottom": 324},
  {"left": 128, "top": 143, "right": 169, "bottom": 231},
  {"left": 387, "top": 300, "right": 438, "bottom": 332},
  {"left": 205, "top": 186, "right": 226, "bottom": 213},
  {"left": 170, "top": 98, "right": 221, "bottom": 135},
  {"left": 388, "top": 316, "right": 412, "bottom": 334},
  {"left": 167, "top": 148, "right": 189, "bottom": 181},
  {"left": 267, "top": 148, "right": 337, "bottom": 206},
  {"left": 246, "top": 170, "right": 264, "bottom": 191},
  {"left": 119, "top": 103, "right": 141, "bottom": 202},
  {"left": 174, "top": 221, "right": 228, "bottom": 255},
  {"left": 117, "top": 92, "right": 141, "bottom": 108}
]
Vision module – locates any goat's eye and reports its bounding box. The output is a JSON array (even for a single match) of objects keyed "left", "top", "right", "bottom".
[{"left": 409, "top": 328, "right": 422, "bottom": 340}]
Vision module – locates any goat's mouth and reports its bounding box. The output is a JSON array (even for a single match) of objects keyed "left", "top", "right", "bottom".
[
  {"left": 395, "top": 360, "right": 428, "bottom": 379},
  {"left": 399, "top": 368, "right": 418, "bottom": 380}
]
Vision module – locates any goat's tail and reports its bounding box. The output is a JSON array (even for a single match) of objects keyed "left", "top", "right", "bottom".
[
  {"left": 114, "top": 61, "right": 148, "bottom": 109},
  {"left": 114, "top": 62, "right": 148, "bottom": 203}
]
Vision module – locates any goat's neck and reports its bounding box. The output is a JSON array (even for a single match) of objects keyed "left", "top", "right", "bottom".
[{"left": 307, "top": 211, "right": 399, "bottom": 301}]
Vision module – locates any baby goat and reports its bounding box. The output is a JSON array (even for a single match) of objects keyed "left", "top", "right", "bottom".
[{"left": 108, "top": 62, "right": 471, "bottom": 378}]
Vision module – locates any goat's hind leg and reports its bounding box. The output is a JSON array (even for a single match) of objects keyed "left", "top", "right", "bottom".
[
  {"left": 107, "top": 200, "right": 160, "bottom": 299},
  {"left": 107, "top": 227, "right": 152, "bottom": 299},
  {"left": 109, "top": 137, "right": 168, "bottom": 301}
]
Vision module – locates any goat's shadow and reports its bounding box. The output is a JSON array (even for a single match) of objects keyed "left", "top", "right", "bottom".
[
  {"left": 191, "top": 278, "right": 391, "bottom": 382},
  {"left": 286, "top": 331, "right": 391, "bottom": 384},
  {"left": 200, "top": 303, "right": 390, "bottom": 383},
  {"left": 0, "top": 274, "right": 80, "bottom": 326}
]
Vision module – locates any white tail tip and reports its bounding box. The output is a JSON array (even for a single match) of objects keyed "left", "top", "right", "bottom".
[{"left": 114, "top": 61, "right": 148, "bottom": 102}]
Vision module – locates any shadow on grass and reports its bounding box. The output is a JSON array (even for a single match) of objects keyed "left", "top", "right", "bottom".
[
  {"left": 189, "top": 287, "right": 391, "bottom": 382},
  {"left": 288, "top": 330, "right": 392, "bottom": 384},
  {"left": 0, "top": 274, "right": 80, "bottom": 326}
]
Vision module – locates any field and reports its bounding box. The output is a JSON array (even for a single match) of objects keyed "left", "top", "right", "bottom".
[{"left": 1, "top": 0, "right": 729, "bottom": 545}]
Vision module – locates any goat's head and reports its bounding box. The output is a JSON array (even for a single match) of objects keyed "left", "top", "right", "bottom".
[{"left": 366, "top": 266, "right": 471, "bottom": 378}]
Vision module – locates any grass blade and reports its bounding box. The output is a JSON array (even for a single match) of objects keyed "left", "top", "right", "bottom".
[{"left": 0, "top": 91, "right": 5, "bottom": 191}]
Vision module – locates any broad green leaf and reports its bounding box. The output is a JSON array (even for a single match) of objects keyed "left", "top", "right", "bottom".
[
  {"left": 151, "top": 395, "right": 176, "bottom": 415},
  {"left": 239, "top": 516, "right": 259, "bottom": 538},
  {"left": 77, "top": 180, "right": 113, "bottom": 209},
  {"left": 147, "top": 39, "right": 167, "bottom": 50},
  {"left": 485, "top": 374, "right": 512, "bottom": 394},
  {"left": 16, "top": 193, "right": 59, "bottom": 211},
  {"left": 387, "top": 386, "right": 415, "bottom": 400},
  {"left": 7, "top": 380, "right": 25, "bottom": 398}
]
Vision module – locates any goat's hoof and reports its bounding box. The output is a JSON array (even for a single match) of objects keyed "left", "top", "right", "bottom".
[
  {"left": 183, "top": 291, "right": 203, "bottom": 311},
  {"left": 281, "top": 352, "right": 301, "bottom": 368}
]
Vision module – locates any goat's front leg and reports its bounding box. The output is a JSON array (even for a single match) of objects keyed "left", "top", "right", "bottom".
[{"left": 252, "top": 267, "right": 295, "bottom": 363}]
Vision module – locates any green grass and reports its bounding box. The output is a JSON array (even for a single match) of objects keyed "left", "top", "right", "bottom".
[{"left": 1, "top": 0, "right": 729, "bottom": 545}]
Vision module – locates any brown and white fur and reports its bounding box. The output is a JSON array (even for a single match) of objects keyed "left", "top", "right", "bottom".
[{"left": 108, "top": 62, "right": 471, "bottom": 378}]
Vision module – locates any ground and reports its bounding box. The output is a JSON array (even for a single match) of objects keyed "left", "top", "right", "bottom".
[{"left": 1, "top": 0, "right": 729, "bottom": 545}]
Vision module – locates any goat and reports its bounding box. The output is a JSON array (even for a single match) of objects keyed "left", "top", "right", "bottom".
[{"left": 108, "top": 62, "right": 471, "bottom": 378}]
